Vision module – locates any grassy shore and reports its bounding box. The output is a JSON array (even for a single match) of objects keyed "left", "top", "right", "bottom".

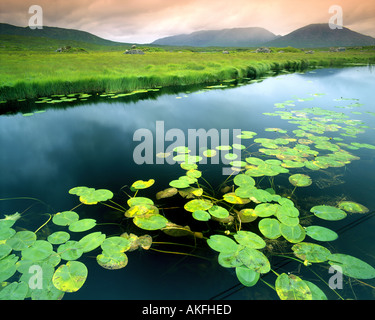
[{"left": 1, "top": 46, "right": 374, "bottom": 101}]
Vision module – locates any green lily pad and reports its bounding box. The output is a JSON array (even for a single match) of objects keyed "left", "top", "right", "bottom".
[
  {"left": 223, "top": 193, "right": 250, "bottom": 205},
  {"left": 97, "top": 251, "right": 128, "bottom": 270},
  {"left": 133, "top": 214, "right": 168, "bottom": 230},
  {"left": 186, "top": 169, "right": 202, "bottom": 179},
  {"left": 233, "top": 174, "right": 256, "bottom": 187},
  {"left": 310, "top": 205, "right": 347, "bottom": 221},
  {"left": 275, "top": 273, "right": 312, "bottom": 300},
  {"left": 280, "top": 224, "right": 305, "bottom": 243},
  {"left": 203, "top": 149, "right": 217, "bottom": 157},
  {"left": 47, "top": 231, "right": 70, "bottom": 245},
  {"left": 69, "top": 187, "right": 113, "bottom": 205},
  {"left": 6, "top": 231, "right": 37, "bottom": 250},
  {"left": 253, "top": 203, "right": 279, "bottom": 218},
  {"left": 78, "top": 232, "right": 106, "bottom": 253},
  {"left": 156, "top": 188, "right": 178, "bottom": 200},
  {"left": 235, "top": 266, "right": 260, "bottom": 287},
  {"left": 52, "top": 211, "right": 79, "bottom": 226},
  {"left": 21, "top": 240, "right": 53, "bottom": 261},
  {"left": 0, "top": 254, "right": 18, "bottom": 282},
  {"left": 127, "top": 197, "right": 154, "bottom": 206},
  {"left": 238, "top": 247, "right": 270, "bottom": 274},
  {"left": 292, "top": 242, "right": 331, "bottom": 263},
  {"left": 258, "top": 218, "right": 281, "bottom": 239},
  {"left": 192, "top": 210, "right": 211, "bottom": 221},
  {"left": 169, "top": 179, "right": 191, "bottom": 189},
  {"left": 68, "top": 219, "right": 96, "bottom": 232},
  {"left": 131, "top": 179, "right": 155, "bottom": 190},
  {"left": 328, "top": 254, "right": 375, "bottom": 279},
  {"left": 52, "top": 261, "right": 88, "bottom": 292},
  {"left": 0, "top": 281, "right": 29, "bottom": 300},
  {"left": 305, "top": 226, "right": 338, "bottom": 242},
  {"left": 208, "top": 205, "right": 229, "bottom": 219},
  {"left": 125, "top": 204, "right": 159, "bottom": 218},
  {"left": 288, "top": 174, "right": 312, "bottom": 187},
  {"left": 234, "top": 231, "right": 266, "bottom": 249},
  {"left": 304, "top": 281, "right": 328, "bottom": 300},
  {"left": 337, "top": 201, "right": 369, "bottom": 214},
  {"left": 180, "top": 162, "right": 198, "bottom": 170},
  {"left": 0, "top": 243, "right": 12, "bottom": 260},
  {"left": 207, "top": 235, "right": 239, "bottom": 254},
  {"left": 101, "top": 236, "right": 131, "bottom": 253},
  {"left": 57, "top": 241, "right": 83, "bottom": 261},
  {"left": 184, "top": 199, "right": 213, "bottom": 212}
]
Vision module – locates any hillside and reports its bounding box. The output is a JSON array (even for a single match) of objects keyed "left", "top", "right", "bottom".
[
  {"left": 0, "top": 23, "right": 127, "bottom": 46},
  {"left": 265, "top": 23, "right": 375, "bottom": 48},
  {"left": 152, "top": 27, "right": 280, "bottom": 47}
]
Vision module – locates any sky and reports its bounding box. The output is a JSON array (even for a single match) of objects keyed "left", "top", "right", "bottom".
[{"left": 0, "top": 0, "right": 374, "bottom": 43}]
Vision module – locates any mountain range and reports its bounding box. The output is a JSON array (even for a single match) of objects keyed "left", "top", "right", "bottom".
[{"left": 1, "top": 22, "right": 375, "bottom": 48}]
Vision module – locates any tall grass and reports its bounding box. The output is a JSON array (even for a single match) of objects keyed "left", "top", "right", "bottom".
[{"left": 1, "top": 50, "right": 374, "bottom": 101}]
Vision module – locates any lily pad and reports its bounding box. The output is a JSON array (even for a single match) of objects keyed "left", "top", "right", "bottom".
[
  {"left": 310, "top": 205, "right": 347, "bottom": 221},
  {"left": 97, "top": 251, "right": 128, "bottom": 270},
  {"left": 184, "top": 199, "right": 213, "bottom": 212},
  {"left": 52, "top": 261, "right": 88, "bottom": 292},
  {"left": 6, "top": 231, "right": 37, "bottom": 250},
  {"left": 275, "top": 273, "right": 312, "bottom": 300},
  {"left": 233, "top": 174, "right": 256, "bottom": 187},
  {"left": 21, "top": 240, "right": 53, "bottom": 261},
  {"left": 288, "top": 174, "right": 312, "bottom": 187},
  {"left": 57, "top": 241, "right": 83, "bottom": 261},
  {"left": 101, "top": 236, "right": 131, "bottom": 253},
  {"left": 156, "top": 188, "right": 178, "bottom": 200},
  {"left": 223, "top": 193, "right": 250, "bottom": 205},
  {"left": 235, "top": 266, "right": 260, "bottom": 287},
  {"left": 234, "top": 231, "right": 266, "bottom": 249},
  {"left": 328, "top": 254, "right": 375, "bottom": 279},
  {"left": 125, "top": 204, "right": 159, "bottom": 218},
  {"left": 78, "top": 232, "right": 106, "bottom": 253},
  {"left": 208, "top": 205, "right": 229, "bottom": 219},
  {"left": 253, "top": 203, "right": 280, "bottom": 218},
  {"left": 169, "top": 179, "right": 191, "bottom": 189},
  {"left": 0, "top": 243, "right": 12, "bottom": 260},
  {"left": 292, "top": 242, "right": 331, "bottom": 263},
  {"left": 238, "top": 208, "right": 258, "bottom": 223},
  {"left": 133, "top": 214, "right": 168, "bottom": 230},
  {"left": 52, "top": 211, "right": 79, "bottom": 226},
  {"left": 280, "top": 224, "right": 305, "bottom": 243},
  {"left": 207, "top": 235, "right": 239, "bottom": 254},
  {"left": 131, "top": 179, "right": 155, "bottom": 190},
  {"left": 0, "top": 281, "right": 29, "bottom": 300},
  {"left": 127, "top": 197, "right": 154, "bottom": 206},
  {"left": 68, "top": 219, "right": 96, "bottom": 232},
  {"left": 192, "top": 210, "right": 211, "bottom": 221},
  {"left": 305, "top": 226, "right": 338, "bottom": 242},
  {"left": 238, "top": 247, "right": 270, "bottom": 274},
  {"left": 258, "top": 218, "right": 281, "bottom": 239},
  {"left": 47, "top": 231, "right": 70, "bottom": 245},
  {"left": 337, "top": 201, "right": 369, "bottom": 214}
]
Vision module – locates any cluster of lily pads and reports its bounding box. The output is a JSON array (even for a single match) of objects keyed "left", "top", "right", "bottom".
[{"left": 1, "top": 93, "right": 375, "bottom": 300}]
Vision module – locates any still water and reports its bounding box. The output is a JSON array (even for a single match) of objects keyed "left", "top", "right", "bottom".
[{"left": 1, "top": 66, "right": 374, "bottom": 299}]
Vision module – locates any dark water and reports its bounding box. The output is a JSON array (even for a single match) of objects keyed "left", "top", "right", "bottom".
[{"left": 1, "top": 66, "right": 375, "bottom": 300}]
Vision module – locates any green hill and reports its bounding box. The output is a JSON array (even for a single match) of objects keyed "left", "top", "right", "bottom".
[{"left": 265, "top": 24, "right": 375, "bottom": 48}]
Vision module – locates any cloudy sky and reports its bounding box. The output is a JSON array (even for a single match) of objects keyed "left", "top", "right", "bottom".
[{"left": 0, "top": 0, "right": 374, "bottom": 43}]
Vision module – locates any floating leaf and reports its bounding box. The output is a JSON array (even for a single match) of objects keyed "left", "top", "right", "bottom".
[
  {"left": 138, "top": 235, "right": 153, "bottom": 250},
  {"left": 131, "top": 179, "right": 155, "bottom": 190},
  {"left": 288, "top": 174, "right": 312, "bottom": 187},
  {"left": 233, "top": 174, "right": 256, "bottom": 187},
  {"left": 184, "top": 199, "right": 213, "bottom": 212},
  {"left": 305, "top": 226, "right": 338, "bottom": 242},
  {"left": 79, "top": 189, "right": 113, "bottom": 205},
  {"left": 156, "top": 188, "right": 178, "bottom": 200},
  {"left": 310, "top": 205, "right": 347, "bottom": 221},
  {"left": 52, "top": 211, "right": 79, "bottom": 226},
  {"left": 68, "top": 219, "right": 96, "bottom": 232},
  {"left": 275, "top": 273, "right": 312, "bottom": 300},
  {"left": 280, "top": 224, "right": 305, "bottom": 243},
  {"left": 78, "top": 232, "right": 106, "bottom": 253},
  {"left": 223, "top": 193, "right": 250, "bottom": 205},
  {"left": 162, "top": 223, "right": 193, "bottom": 237},
  {"left": 21, "top": 240, "right": 53, "bottom": 261},
  {"left": 337, "top": 201, "right": 369, "bottom": 214},
  {"left": 0, "top": 254, "right": 18, "bottom": 282},
  {"left": 178, "top": 187, "right": 203, "bottom": 199},
  {"left": 186, "top": 169, "right": 202, "bottom": 179},
  {"left": 304, "top": 281, "right": 328, "bottom": 300},
  {"left": 207, "top": 235, "right": 239, "bottom": 254},
  {"left": 234, "top": 231, "right": 266, "bottom": 249},
  {"left": 192, "top": 210, "right": 211, "bottom": 221},
  {"left": 133, "top": 214, "right": 168, "bottom": 230},
  {"left": 57, "top": 241, "right": 83, "bottom": 261},
  {"left": 47, "top": 231, "right": 70, "bottom": 245},
  {"left": 208, "top": 205, "right": 229, "bottom": 219},
  {"left": 52, "top": 261, "right": 88, "bottom": 292},
  {"left": 169, "top": 179, "right": 191, "bottom": 189},
  {"left": 292, "top": 242, "right": 331, "bottom": 263},
  {"left": 328, "top": 254, "right": 375, "bottom": 279},
  {"left": 101, "top": 236, "right": 131, "bottom": 253},
  {"left": 238, "top": 208, "right": 257, "bottom": 223},
  {"left": 238, "top": 247, "right": 270, "bottom": 274},
  {"left": 125, "top": 204, "right": 159, "bottom": 218},
  {"left": 0, "top": 243, "right": 12, "bottom": 260},
  {"left": 253, "top": 203, "right": 279, "bottom": 218},
  {"left": 235, "top": 266, "right": 260, "bottom": 287},
  {"left": 0, "top": 281, "right": 29, "bottom": 300},
  {"left": 203, "top": 149, "right": 217, "bottom": 157},
  {"left": 258, "top": 218, "right": 281, "bottom": 239},
  {"left": 97, "top": 251, "right": 128, "bottom": 270},
  {"left": 127, "top": 197, "right": 154, "bottom": 206},
  {"left": 6, "top": 231, "right": 36, "bottom": 250}
]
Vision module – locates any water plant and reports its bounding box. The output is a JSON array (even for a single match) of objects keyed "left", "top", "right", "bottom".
[{"left": 1, "top": 92, "right": 375, "bottom": 300}]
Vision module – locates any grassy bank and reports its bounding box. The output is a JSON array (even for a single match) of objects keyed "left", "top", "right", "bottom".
[{"left": 1, "top": 48, "right": 375, "bottom": 101}]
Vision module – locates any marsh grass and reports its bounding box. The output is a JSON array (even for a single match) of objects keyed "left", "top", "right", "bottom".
[{"left": 1, "top": 49, "right": 374, "bottom": 101}]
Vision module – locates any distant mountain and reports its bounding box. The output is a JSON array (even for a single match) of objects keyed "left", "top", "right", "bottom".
[
  {"left": 265, "top": 23, "right": 375, "bottom": 48},
  {"left": 0, "top": 23, "right": 126, "bottom": 46},
  {"left": 152, "top": 27, "right": 280, "bottom": 47}
]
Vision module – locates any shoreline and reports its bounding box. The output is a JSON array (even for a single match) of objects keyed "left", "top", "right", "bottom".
[{"left": 1, "top": 51, "right": 374, "bottom": 102}]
